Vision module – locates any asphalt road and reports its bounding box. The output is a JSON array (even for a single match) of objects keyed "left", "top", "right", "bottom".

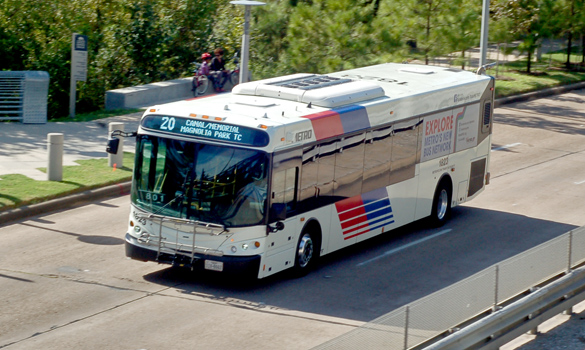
[{"left": 1, "top": 90, "right": 585, "bottom": 349}]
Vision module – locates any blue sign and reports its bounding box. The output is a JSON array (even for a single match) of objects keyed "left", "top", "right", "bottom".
[
  {"left": 141, "top": 115, "right": 269, "bottom": 147},
  {"left": 73, "top": 34, "right": 88, "bottom": 51}
]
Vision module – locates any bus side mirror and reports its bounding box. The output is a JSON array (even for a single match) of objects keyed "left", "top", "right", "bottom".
[
  {"left": 270, "top": 203, "right": 286, "bottom": 222},
  {"left": 106, "top": 138, "right": 120, "bottom": 154}
]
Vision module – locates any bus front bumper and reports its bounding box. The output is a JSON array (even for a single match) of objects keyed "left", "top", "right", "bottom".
[{"left": 125, "top": 233, "right": 261, "bottom": 277}]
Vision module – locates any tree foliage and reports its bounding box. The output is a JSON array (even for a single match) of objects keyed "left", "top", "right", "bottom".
[
  {"left": 492, "top": 0, "right": 557, "bottom": 73},
  {"left": 0, "top": 0, "right": 217, "bottom": 118},
  {"left": 1, "top": 0, "right": 584, "bottom": 119}
]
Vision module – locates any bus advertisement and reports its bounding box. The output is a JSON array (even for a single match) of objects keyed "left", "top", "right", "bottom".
[{"left": 112, "top": 63, "right": 495, "bottom": 279}]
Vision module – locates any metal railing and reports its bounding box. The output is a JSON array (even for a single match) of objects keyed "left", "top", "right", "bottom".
[
  {"left": 312, "top": 225, "right": 585, "bottom": 350},
  {"left": 0, "top": 71, "right": 49, "bottom": 123}
]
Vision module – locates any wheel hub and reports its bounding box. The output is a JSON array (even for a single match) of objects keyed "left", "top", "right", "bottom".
[{"left": 297, "top": 234, "right": 314, "bottom": 268}]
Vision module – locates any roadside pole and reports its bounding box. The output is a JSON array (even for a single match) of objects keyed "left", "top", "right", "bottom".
[
  {"left": 108, "top": 122, "right": 124, "bottom": 168},
  {"left": 230, "top": 1, "right": 265, "bottom": 84},
  {"left": 479, "top": 0, "right": 490, "bottom": 68},
  {"left": 70, "top": 33, "right": 88, "bottom": 118},
  {"left": 47, "top": 133, "right": 64, "bottom": 181}
]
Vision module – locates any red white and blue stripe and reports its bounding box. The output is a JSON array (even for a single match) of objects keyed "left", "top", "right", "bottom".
[
  {"left": 302, "top": 105, "right": 370, "bottom": 141},
  {"left": 335, "top": 188, "right": 395, "bottom": 240}
]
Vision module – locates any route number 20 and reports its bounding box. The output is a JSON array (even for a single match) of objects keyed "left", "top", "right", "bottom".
[{"left": 160, "top": 117, "right": 176, "bottom": 131}]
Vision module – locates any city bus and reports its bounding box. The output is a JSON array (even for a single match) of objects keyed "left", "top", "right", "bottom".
[{"left": 117, "top": 63, "right": 495, "bottom": 279}]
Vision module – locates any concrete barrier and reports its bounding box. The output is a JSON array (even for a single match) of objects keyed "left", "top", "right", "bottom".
[
  {"left": 105, "top": 76, "right": 238, "bottom": 110},
  {"left": 105, "top": 77, "right": 193, "bottom": 110}
]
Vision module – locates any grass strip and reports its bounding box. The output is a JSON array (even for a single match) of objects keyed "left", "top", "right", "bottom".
[
  {"left": 0, "top": 152, "right": 134, "bottom": 211},
  {"left": 492, "top": 54, "right": 585, "bottom": 98}
]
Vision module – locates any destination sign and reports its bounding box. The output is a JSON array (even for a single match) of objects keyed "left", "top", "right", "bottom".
[{"left": 141, "top": 115, "right": 269, "bottom": 147}]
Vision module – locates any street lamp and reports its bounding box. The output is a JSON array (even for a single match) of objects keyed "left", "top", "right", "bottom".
[
  {"left": 479, "top": 0, "right": 490, "bottom": 68},
  {"left": 230, "top": 0, "right": 265, "bottom": 84}
]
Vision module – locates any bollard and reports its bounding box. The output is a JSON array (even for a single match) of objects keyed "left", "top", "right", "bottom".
[
  {"left": 47, "top": 133, "right": 64, "bottom": 181},
  {"left": 108, "top": 122, "right": 124, "bottom": 168}
]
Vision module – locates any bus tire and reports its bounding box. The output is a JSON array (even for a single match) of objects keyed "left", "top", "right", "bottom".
[
  {"left": 292, "top": 230, "right": 319, "bottom": 277},
  {"left": 430, "top": 177, "right": 452, "bottom": 227}
]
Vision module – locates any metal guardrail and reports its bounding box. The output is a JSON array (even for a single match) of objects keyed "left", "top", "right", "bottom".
[
  {"left": 312, "top": 226, "right": 585, "bottom": 350},
  {"left": 424, "top": 267, "right": 585, "bottom": 349},
  {"left": 0, "top": 71, "right": 49, "bottom": 123}
]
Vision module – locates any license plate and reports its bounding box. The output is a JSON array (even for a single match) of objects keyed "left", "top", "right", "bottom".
[{"left": 204, "top": 260, "right": 223, "bottom": 272}]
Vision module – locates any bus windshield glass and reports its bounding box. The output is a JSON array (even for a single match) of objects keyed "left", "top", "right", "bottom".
[{"left": 132, "top": 135, "right": 268, "bottom": 227}]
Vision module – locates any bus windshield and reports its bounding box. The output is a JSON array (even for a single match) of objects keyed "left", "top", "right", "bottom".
[{"left": 132, "top": 135, "right": 268, "bottom": 227}]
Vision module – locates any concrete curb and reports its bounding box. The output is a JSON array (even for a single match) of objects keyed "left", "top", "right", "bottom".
[
  {"left": 0, "top": 181, "right": 131, "bottom": 226},
  {"left": 2, "top": 81, "right": 585, "bottom": 225},
  {"left": 495, "top": 81, "right": 585, "bottom": 107}
]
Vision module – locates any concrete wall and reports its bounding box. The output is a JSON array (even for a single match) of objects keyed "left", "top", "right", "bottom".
[
  {"left": 105, "top": 77, "right": 193, "bottom": 110},
  {"left": 105, "top": 76, "right": 238, "bottom": 110}
]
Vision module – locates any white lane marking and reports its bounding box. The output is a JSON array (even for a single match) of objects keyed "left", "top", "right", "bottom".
[
  {"left": 575, "top": 180, "right": 585, "bottom": 185},
  {"left": 356, "top": 229, "right": 452, "bottom": 267},
  {"left": 492, "top": 143, "right": 522, "bottom": 152}
]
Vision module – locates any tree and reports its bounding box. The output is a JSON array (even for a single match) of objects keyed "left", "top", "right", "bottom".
[
  {"left": 251, "top": 1, "right": 294, "bottom": 78},
  {"left": 555, "top": 0, "right": 585, "bottom": 68},
  {"left": 284, "top": 0, "right": 377, "bottom": 73},
  {"left": 439, "top": 0, "right": 481, "bottom": 69},
  {"left": 492, "top": 0, "right": 556, "bottom": 74},
  {"left": 398, "top": 0, "right": 454, "bottom": 65},
  {"left": 0, "top": 0, "right": 218, "bottom": 118}
]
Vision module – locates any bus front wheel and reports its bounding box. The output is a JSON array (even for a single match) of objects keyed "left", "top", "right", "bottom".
[
  {"left": 293, "top": 231, "right": 317, "bottom": 276},
  {"left": 430, "top": 179, "right": 452, "bottom": 227}
]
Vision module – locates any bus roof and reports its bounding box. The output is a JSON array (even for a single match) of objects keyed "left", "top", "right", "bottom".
[{"left": 142, "top": 63, "right": 493, "bottom": 150}]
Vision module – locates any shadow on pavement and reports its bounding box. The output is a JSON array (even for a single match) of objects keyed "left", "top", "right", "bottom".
[{"left": 142, "top": 206, "right": 576, "bottom": 322}]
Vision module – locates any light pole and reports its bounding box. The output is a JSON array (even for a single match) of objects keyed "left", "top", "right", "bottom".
[
  {"left": 479, "top": 0, "right": 490, "bottom": 68},
  {"left": 230, "top": 0, "right": 265, "bottom": 84}
]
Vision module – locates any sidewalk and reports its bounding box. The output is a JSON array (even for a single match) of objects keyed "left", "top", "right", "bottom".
[
  {"left": 0, "top": 112, "right": 142, "bottom": 181},
  {"left": 0, "top": 112, "right": 143, "bottom": 224}
]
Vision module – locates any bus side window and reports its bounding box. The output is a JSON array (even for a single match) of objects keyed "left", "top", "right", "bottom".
[
  {"left": 139, "top": 141, "right": 153, "bottom": 190},
  {"left": 300, "top": 145, "right": 318, "bottom": 205},
  {"left": 390, "top": 120, "right": 420, "bottom": 185},
  {"left": 317, "top": 140, "right": 337, "bottom": 198},
  {"left": 363, "top": 126, "right": 392, "bottom": 193},
  {"left": 272, "top": 167, "right": 298, "bottom": 213},
  {"left": 139, "top": 138, "right": 166, "bottom": 192},
  {"left": 334, "top": 133, "right": 365, "bottom": 198}
]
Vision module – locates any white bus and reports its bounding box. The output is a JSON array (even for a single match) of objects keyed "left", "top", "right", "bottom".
[{"left": 121, "top": 63, "right": 494, "bottom": 279}]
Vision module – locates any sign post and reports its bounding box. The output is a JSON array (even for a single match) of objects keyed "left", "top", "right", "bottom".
[{"left": 70, "top": 33, "right": 88, "bottom": 118}]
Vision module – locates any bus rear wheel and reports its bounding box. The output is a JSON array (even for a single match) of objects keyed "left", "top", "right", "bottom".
[
  {"left": 430, "top": 179, "right": 452, "bottom": 227},
  {"left": 293, "top": 231, "right": 316, "bottom": 276}
]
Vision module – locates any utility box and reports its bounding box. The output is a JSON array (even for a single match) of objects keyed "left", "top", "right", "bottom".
[{"left": 0, "top": 71, "right": 50, "bottom": 124}]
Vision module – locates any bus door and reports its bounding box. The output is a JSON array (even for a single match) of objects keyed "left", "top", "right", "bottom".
[{"left": 261, "top": 149, "right": 302, "bottom": 277}]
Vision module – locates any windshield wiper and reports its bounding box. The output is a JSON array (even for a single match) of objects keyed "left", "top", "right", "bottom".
[{"left": 147, "top": 190, "right": 185, "bottom": 217}]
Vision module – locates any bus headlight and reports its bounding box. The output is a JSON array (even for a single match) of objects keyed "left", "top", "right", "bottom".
[
  {"left": 134, "top": 226, "right": 142, "bottom": 233},
  {"left": 242, "top": 243, "right": 249, "bottom": 250},
  {"left": 230, "top": 246, "right": 237, "bottom": 253}
]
